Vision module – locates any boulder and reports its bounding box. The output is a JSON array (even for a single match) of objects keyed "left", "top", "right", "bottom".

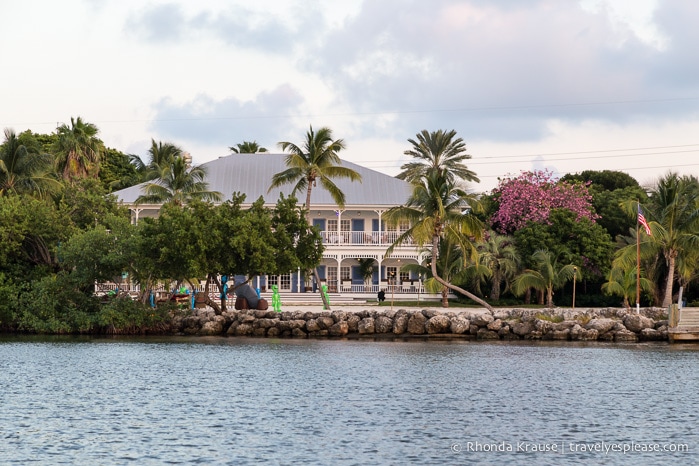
[
  {"left": 585, "top": 318, "right": 617, "bottom": 334},
  {"left": 498, "top": 325, "right": 513, "bottom": 338},
  {"left": 235, "top": 323, "right": 253, "bottom": 336},
  {"left": 329, "top": 321, "right": 349, "bottom": 336},
  {"left": 331, "top": 311, "right": 348, "bottom": 323},
  {"left": 375, "top": 316, "right": 393, "bottom": 334},
  {"left": 316, "top": 316, "right": 335, "bottom": 330},
  {"left": 471, "top": 313, "right": 494, "bottom": 327},
  {"left": 305, "top": 319, "right": 321, "bottom": 332},
  {"left": 291, "top": 328, "right": 307, "bottom": 338},
  {"left": 422, "top": 309, "right": 439, "bottom": 319},
  {"left": 554, "top": 321, "right": 578, "bottom": 331},
  {"left": 623, "top": 314, "right": 655, "bottom": 333},
  {"left": 512, "top": 321, "right": 535, "bottom": 337},
  {"left": 426, "top": 315, "right": 451, "bottom": 334},
  {"left": 477, "top": 328, "right": 500, "bottom": 340},
  {"left": 267, "top": 327, "right": 280, "bottom": 337},
  {"left": 407, "top": 313, "right": 427, "bottom": 334},
  {"left": 393, "top": 312, "right": 409, "bottom": 335},
  {"left": 450, "top": 317, "right": 470, "bottom": 334},
  {"left": 393, "top": 313, "right": 409, "bottom": 334},
  {"left": 358, "top": 317, "right": 376, "bottom": 334},
  {"left": 551, "top": 329, "right": 570, "bottom": 340},
  {"left": 347, "top": 314, "right": 361, "bottom": 333},
  {"left": 487, "top": 319, "right": 503, "bottom": 331},
  {"left": 639, "top": 328, "right": 665, "bottom": 341},
  {"left": 614, "top": 329, "right": 639, "bottom": 342}
]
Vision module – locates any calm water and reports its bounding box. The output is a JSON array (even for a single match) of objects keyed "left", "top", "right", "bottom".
[{"left": 0, "top": 336, "right": 697, "bottom": 465}]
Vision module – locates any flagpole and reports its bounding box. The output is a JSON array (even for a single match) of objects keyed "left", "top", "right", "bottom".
[{"left": 636, "top": 201, "right": 641, "bottom": 314}]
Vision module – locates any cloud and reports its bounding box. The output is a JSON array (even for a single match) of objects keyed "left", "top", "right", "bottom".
[
  {"left": 124, "top": 1, "right": 322, "bottom": 54},
  {"left": 149, "top": 84, "right": 305, "bottom": 149},
  {"left": 302, "top": 0, "right": 699, "bottom": 142},
  {"left": 124, "top": 3, "right": 187, "bottom": 43}
]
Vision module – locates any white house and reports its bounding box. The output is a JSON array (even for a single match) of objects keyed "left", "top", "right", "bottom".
[{"left": 112, "top": 153, "right": 432, "bottom": 298}]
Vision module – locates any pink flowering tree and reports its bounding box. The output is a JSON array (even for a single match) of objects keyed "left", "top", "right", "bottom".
[{"left": 490, "top": 170, "right": 598, "bottom": 234}]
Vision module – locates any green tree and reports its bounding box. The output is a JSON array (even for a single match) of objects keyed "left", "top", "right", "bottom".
[
  {"left": 53, "top": 116, "right": 104, "bottom": 181},
  {"left": 57, "top": 178, "right": 126, "bottom": 231},
  {"left": 230, "top": 141, "right": 268, "bottom": 153},
  {"left": 602, "top": 266, "right": 653, "bottom": 309},
  {"left": 477, "top": 231, "right": 520, "bottom": 302},
  {"left": 513, "top": 209, "right": 613, "bottom": 282},
  {"left": 0, "top": 128, "right": 60, "bottom": 197},
  {"left": 60, "top": 214, "right": 138, "bottom": 293},
  {"left": 270, "top": 125, "right": 362, "bottom": 222},
  {"left": 512, "top": 250, "right": 577, "bottom": 307},
  {"left": 270, "top": 125, "right": 361, "bottom": 309},
  {"left": 397, "top": 129, "right": 479, "bottom": 184},
  {"left": 385, "top": 170, "right": 492, "bottom": 310},
  {"left": 562, "top": 170, "right": 646, "bottom": 239},
  {"left": 135, "top": 156, "right": 222, "bottom": 206},
  {"left": 99, "top": 147, "right": 141, "bottom": 192},
  {"left": 616, "top": 172, "right": 699, "bottom": 307}
]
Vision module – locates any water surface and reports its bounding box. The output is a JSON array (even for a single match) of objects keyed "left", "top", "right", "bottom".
[{"left": 0, "top": 336, "right": 696, "bottom": 465}]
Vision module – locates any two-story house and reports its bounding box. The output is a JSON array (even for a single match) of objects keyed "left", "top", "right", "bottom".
[{"left": 113, "top": 153, "right": 432, "bottom": 298}]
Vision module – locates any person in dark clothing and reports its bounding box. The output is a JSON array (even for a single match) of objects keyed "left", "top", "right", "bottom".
[{"left": 377, "top": 290, "right": 386, "bottom": 302}]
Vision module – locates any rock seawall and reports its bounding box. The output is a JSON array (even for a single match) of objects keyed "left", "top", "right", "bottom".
[{"left": 172, "top": 307, "right": 669, "bottom": 342}]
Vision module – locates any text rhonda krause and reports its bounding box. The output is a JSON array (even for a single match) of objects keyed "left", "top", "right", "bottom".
[{"left": 459, "top": 441, "right": 689, "bottom": 454}]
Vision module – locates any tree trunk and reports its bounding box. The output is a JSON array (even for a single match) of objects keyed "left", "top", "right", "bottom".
[
  {"left": 490, "top": 273, "right": 501, "bottom": 302},
  {"left": 547, "top": 286, "right": 554, "bottom": 308},
  {"left": 662, "top": 251, "right": 677, "bottom": 308},
  {"left": 430, "top": 235, "right": 493, "bottom": 312},
  {"left": 441, "top": 287, "right": 449, "bottom": 308},
  {"left": 208, "top": 273, "right": 225, "bottom": 314},
  {"left": 304, "top": 183, "right": 331, "bottom": 310}
]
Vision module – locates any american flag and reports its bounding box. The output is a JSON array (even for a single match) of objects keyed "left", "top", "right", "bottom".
[{"left": 638, "top": 205, "right": 651, "bottom": 236}]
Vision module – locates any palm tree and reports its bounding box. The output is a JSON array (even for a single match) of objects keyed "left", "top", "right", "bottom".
[
  {"left": 397, "top": 129, "right": 479, "bottom": 184},
  {"left": 616, "top": 172, "right": 699, "bottom": 307},
  {"left": 129, "top": 139, "right": 184, "bottom": 182},
  {"left": 477, "top": 231, "right": 520, "bottom": 302},
  {"left": 135, "top": 156, "right": 222, "bottom": 206},
  {"left": 405, "top": 240, "right": 490, "bottom": 307},
  {"left": 230, "top": 141, "right": 268, "bottom": 154},
  {"left": 53, "top": 116, "right": 103, "bottom": 181},
  {"left": 512, "top": 250, "right": 577, "bottom": 307},
  {"left": 602, "top": 266, "right": 653, "bottom": 309},
  {"left": 270, "top": 125, "right": 361, "bottom": 223},
  {"left": 0, "top": 128, "right": 60, "bottom": 197},
  {"left": 385, "top": 170, "right": 492, "bottom": 310},
  {"left": 269, "top": 125, "right": 362, "bottom": 309}
]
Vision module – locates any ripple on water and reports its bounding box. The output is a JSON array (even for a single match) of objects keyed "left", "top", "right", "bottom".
[{"left": 0, "top": 337, "right": 696, "bottom": 465}]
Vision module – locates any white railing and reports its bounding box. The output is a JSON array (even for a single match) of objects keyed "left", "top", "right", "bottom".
[{"left": 320, "top": 231, "right": 414, "bottom": 246}]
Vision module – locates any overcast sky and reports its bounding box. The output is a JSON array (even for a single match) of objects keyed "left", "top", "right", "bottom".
[{"left": 2, "top": 0, "right": 698, "bottom": 192}]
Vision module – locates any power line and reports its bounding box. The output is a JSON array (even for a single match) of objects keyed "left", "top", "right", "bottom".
[{"left": 4, "top": 96, "right": 699, "bottom": 128}]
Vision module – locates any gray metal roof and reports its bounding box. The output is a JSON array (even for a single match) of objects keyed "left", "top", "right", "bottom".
[{"left": 113, "top": 153, "right": 412, "bottom": 207}]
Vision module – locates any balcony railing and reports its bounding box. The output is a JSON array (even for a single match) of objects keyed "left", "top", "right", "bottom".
[{"left": 320, "top": 231, "right": 414, "bottom": 246}]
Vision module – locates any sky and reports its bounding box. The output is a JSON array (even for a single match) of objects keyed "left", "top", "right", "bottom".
[{"left": 2, "top": 0, "right": 699, "bottom": 193}]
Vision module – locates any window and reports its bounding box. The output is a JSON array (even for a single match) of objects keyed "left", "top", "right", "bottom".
[
  {"left": 386, "top": 266, "right": 398, "bottom": 284},
  {"left": 340, "top": 267, "right": 351, "bottom": 281},
  {"left": 280, "top": 273, "right": 291, "bottom": 291},
  {"left": 400, "top": 270, "right": 410, "bottom": 283},
  {"left": 328, "top": 219, "right": 351, "bottom": 232}
]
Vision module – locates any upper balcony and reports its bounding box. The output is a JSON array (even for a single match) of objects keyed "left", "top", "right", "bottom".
[{"left": 319, "top": 230, "right": 414, "bottom": 247}]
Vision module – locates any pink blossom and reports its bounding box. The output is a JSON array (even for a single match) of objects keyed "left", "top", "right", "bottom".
[{"left": 491, "top": 169, "right": 598, "bottom": 233}]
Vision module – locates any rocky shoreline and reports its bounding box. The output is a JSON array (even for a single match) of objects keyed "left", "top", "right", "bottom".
[{"left": 172, "top": 307, "right": 670, "bottom": 342}]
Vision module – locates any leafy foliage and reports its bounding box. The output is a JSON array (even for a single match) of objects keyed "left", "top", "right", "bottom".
[
  {"left": 491, "top": 169, "right": 598, "bottom": 234},
  {"left": 397, "top": 129, "right": 479, "bottom": 184}
]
